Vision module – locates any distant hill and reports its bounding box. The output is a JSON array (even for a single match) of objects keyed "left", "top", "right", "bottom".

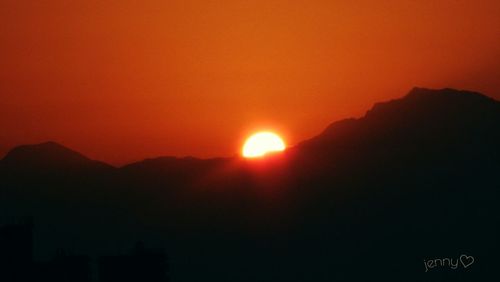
[
  {"left": 0, "top": 141, "right": 114, "bottom": 172},
  {"left": 1, "top": 87, "right": 499, "bottom": 282}
]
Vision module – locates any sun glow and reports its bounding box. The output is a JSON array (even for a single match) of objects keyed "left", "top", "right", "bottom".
[{"left": 242, "top": 131, "right": 286, "bottom": 158}]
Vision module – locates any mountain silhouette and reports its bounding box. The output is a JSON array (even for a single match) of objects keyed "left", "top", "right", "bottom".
[
  {"left": 297, "top": 87, "right": 499, "bottom": 154},
  {"left": 0, "top": 141, "right": 113, "bottom": 172},
  {"left": 1, "top": 87, "right": 499, "bottom": 282}
]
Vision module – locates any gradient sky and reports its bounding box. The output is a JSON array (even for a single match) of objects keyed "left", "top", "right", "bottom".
[{"left": 1, "top": 0, "right": 499, "bottom": 165}]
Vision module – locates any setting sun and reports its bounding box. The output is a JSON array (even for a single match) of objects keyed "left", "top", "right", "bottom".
[{"left": 242, "top": 132, "right": 286, "bottom": 158}]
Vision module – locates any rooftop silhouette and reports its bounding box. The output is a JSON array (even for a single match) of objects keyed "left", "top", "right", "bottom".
[{"left": 0, "top": 221, "right": 169, "bottom": 282}]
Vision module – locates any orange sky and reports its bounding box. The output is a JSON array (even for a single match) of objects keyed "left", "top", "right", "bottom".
[{"left": 1, "top": 0, "right": 499, "bottom": 165}]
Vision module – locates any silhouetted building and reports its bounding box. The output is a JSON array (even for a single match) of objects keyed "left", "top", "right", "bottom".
[
  {"left": 35, "top": 250, "right": 91, "bottom": 282},
  {"left": 1, "top": 221, "right": 170, "bottom": 282},
  {"left": 0, "top": 219, "right": 34, "bottom": 282},
  {"left": 98, "top": 242, "right": 169, "bottom": 282}
]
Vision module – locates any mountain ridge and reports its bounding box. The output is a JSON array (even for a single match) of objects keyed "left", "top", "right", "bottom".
[
  {"left": 0, "top": 141, "right": 114, "bottom": 171},
  {"left": 1, "top": 87, "right": 499, "bottom": 282},
  {"left": 296, "top": 87, "right": 500, "bottom": 150},
  {"left": 1, "top": 87, "right": 499, "bottom": 170}
]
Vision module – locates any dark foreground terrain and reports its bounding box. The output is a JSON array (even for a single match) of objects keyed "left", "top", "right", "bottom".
[{"left": 1, "top": 88, "right": 499, "bottom": 281}]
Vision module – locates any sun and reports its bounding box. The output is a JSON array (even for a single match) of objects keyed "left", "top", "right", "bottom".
[{"left": 242, "top": 131, "right": 286, "bottom": 158}]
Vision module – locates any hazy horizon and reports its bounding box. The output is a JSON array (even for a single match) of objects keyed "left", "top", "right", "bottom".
[
  {"left": 1, "top": 86, "right": 497, "bottom": 166},
  {"left": 1, "top": 0, "right": 499, "bottom": 164}
]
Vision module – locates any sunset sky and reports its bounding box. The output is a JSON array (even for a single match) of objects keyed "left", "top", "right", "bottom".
[{"left": 1, "top": 0, "right": 499, "bottom": 165}]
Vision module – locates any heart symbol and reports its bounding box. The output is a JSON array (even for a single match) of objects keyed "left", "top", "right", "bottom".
[{"left": 460, "top": 254, "right": 474, "bottom": 268}]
